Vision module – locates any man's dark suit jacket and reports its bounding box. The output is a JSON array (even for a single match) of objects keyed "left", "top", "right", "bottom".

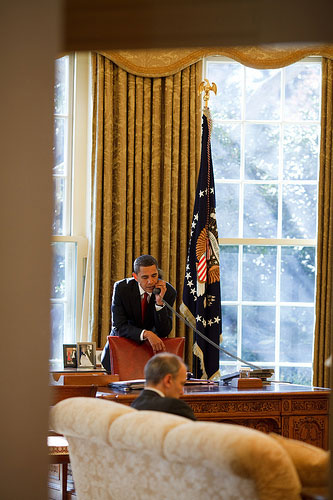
[
  {"left": 101, "top": 278, "right": 176, "bottom": 372},
  {"left": 131, "top": 389, "right": 196, "bottom": 421}
]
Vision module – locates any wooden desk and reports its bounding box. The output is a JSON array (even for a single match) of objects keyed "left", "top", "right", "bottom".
[
  {"left": 50, "top": 367, "right": 107, "bottom": 382},
  {"left": 98, "top": 383, "right": 330, "bottom": 449}
]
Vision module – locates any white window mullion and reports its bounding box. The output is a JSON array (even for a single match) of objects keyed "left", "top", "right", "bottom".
[
  {"left": 238, "top": 68, "right": 245, "bottom": 368},
  {"left": 67, "top": 55, "right": 75, "bottom": 235},
  {"left": 237, "top": 244, "right": 243, "bottom": 367},
  {"left": 275, "top": 245, "right": 282, "bottom": 381},
  {"left": 277, "top": 68, "right": 284, "bottom": 240}
]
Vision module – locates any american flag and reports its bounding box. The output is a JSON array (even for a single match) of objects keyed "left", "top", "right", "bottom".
[{"left": 180, "top": 110, "right": 222, "bottom": 380}]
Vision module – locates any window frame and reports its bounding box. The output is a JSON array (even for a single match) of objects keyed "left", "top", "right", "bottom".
[
  {"left": 51, "top": 52, "right": 91, "bottom": 350},
  {"left": 204, "top": 56, "right": 321, "bottom": 382}
]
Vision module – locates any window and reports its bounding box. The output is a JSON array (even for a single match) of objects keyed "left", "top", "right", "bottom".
[
  {"left": 205, "top": 57, "right": 322, "bottom": 384},
  {"left": 53, "top": 55, "right": 73, "bottom": 236},
  {"left": 51, "top": 54, "right": 91, "bottom": 367}
]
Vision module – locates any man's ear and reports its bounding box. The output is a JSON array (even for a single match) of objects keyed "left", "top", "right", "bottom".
[
  {"left": 163, "top": 373, "right": 172, "bottom": 388},
  {"left": 132, "top": 272, "right": 138, "bottom": 281}
]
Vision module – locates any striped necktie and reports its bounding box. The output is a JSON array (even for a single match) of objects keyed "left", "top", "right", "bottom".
[{"left": 141, "top": 292, "right": 149, "bottom": 322}]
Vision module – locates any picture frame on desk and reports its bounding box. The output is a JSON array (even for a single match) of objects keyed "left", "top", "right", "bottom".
[
  {"left": 95, "top": 349, "right": 103, "bottom": 368},
  {"left": 63, "top": 344, "right": 77, "bottom": 368},
  {"left": 77, "top": 342, "right": 96, "bottom": 369}
]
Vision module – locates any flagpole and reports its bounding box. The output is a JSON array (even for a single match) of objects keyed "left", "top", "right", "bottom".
[
  {"left": 180, "top": 79, "right": 223, "bottom": 379},
  {"left": 181, "top": 81, "right": 269, "bottom": 379}
]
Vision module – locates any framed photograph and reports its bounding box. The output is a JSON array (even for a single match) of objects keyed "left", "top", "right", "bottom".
[
  {"left": 77, "top": 342, "right": 96, "bottom": 369},
  {"left": 63, "top": 344, "right": 77, "bottom": 368},
  {"left": 95, "top": 348, "right": 103, "bottom": 368}
]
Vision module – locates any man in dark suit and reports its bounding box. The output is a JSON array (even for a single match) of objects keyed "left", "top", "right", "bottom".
[
  {"left": 101, "top": 255, "right": 176, "bottom": 371},
  {"left": 131, "top": 353, "right": 196, "bottom": 421}
]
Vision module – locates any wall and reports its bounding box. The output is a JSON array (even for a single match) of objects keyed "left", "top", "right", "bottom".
[
  {"left": 0, "top": 1, "right": 59, "bottom": 498},
  {"left": 64, "top": 0, "right": 333, "bottom": 50}
]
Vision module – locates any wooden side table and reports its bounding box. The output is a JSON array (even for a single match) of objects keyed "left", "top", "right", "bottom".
[{"left": 48, "top": 436, "right": 70, "bottom": 500}]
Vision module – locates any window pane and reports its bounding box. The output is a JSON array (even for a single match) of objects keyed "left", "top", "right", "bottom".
[
  {"left": 221, "top": 305, "right": 238, "bottom": 362},
  {"left": 280, "top": 366, "right": 312, "bottom": 386},
  {"left": 220, "top": 246, "right": 238, "bottom": 300},
  {"left": 50, "top": 242, "right": 77, "bottom": 364},
  {"left": 245, "top": 68, "right": 281, "bottom": 121},
  {"left": 54, "top": 56, "right": 68, "bottom": 115},
  {"left": 53, "top": 56, "right": 70, "bottom": 238},
  {"left": 283, "top": 124, "right": 320, "bottom": 180},
  {"left": 53, "top": 117, "right": 66, "bottom": 174},
  {"left": 284, "top": 64, "right": 321, "bottom": 121},
  {"left": 244, "top": 184, "right": 278, "bottom": 238},
  {"left": 51, "top": 242, "right": 66, "bottom": 299},
  {"left": 208, "top": 62, "right": 242, "bottom": 120},
  {"left": 50, "top": 303, "right": 64, "bottom": 362},
  {"left": 212, "top": 123, "right": 241, "bottom": 179},
  {"left": 243, "top": 246, "right": 276, "bottom": 301},
  {"left": 52, "top": 177, "right": 65, "bottom": 235},
  {"left": 282, "top": 184, "right": 317, "bottom": 239},
  {"left": 220, "top": 363, "right": 237, "bottom": 377},
  {"left": 242, "top": 306, "right": 275, "bottom": 362},
  {"left": 216, "top": 183, "right": 239, "bottom": 237},
  {"left": 280, "top": 246, "right": 316, "bottom": 302},
  {"left": 280, "top": 306, "right": 314, "bottom": 363},
  {"left": 245, "top": 124, "right": 279, "bottom": 180}
]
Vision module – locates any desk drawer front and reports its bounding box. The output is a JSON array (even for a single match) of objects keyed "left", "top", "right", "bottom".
[
  {"left": 219, "top": 417, "right": 280, "bottom": 434},
  {"left": 187, "top": 398, "right": 281, "bottom": 417},
  {"left": 283, "top": 415, "right": 328, "bottom": 449},
  {"left": 282, "top": 397, "right": 328, "bottom": 414}
]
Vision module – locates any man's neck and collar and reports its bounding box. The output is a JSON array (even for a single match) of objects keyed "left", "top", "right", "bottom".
[
  {"left": 138, "top": 281, "right": 164, "bottom": 313},
  {"left": 144, "top": 386, "right": 165, "bottom": 398},
  {"left": 138, "top": 282, "right": 152, "bottom": 297}
]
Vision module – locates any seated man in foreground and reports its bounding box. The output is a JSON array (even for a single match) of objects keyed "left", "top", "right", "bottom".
[
  {"left": 131, "top": 353, "right": 196, "bottom": 421},
  {"left": 101, "top": 254, "right": 176, "bottom": 372}
]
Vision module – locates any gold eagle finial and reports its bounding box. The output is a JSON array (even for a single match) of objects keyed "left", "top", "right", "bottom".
[{"left": 198, "top": 78, "right": 217, "bottom": 109}]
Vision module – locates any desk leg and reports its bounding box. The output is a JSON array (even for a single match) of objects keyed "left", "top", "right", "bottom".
[{"left": 60, "top": 463, "right": 68, "bottom": 500}]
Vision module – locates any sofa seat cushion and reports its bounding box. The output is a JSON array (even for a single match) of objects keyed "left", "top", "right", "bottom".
[{"left": 164, "top": 422, "right": 302, "bottom": 500}]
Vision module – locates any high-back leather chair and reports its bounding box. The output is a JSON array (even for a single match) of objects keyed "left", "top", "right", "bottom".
[{"left": 107, "top": 336, "right": 185, "bottom": 380}]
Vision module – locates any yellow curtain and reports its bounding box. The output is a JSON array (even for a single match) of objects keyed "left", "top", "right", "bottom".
[
  {"left": 90, "top": 53, "right": 202, "bottom": 368},
  {"left": 313, "top": 58, "right": 333, "bottom": 388},
  {"left": 98, "top": 45, "right": 333, "bottom": 75}
]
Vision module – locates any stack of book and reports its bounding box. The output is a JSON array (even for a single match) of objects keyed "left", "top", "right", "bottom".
[
  {"left": 250, "top": 369, "right": 275, "bottom": 385},
  {"left": 220, "top": 368, "right": 275, "bottom": 386},
  {"left": 109, "top": 379, "right": 145, "bottom": 392}
]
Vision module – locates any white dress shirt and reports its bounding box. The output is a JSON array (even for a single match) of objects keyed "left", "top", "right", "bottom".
[
  {"left": 144, "top": 387, "right": 165, "bottom": 398},
  {"left": 138, "top": 283, "right": 164, "bottom": 341}
]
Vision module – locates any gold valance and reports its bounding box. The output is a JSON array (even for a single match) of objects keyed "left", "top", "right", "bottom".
[{"left": 97, "top": 45, "right": 333, "bottom": 77}]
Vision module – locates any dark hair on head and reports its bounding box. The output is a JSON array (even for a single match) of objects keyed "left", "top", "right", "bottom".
[
  {"left": 133, "top": 255, "right": 158, "bottom": 274},
  {"left": 144, "top": 353, "right": 185, "bottom": 385}
]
